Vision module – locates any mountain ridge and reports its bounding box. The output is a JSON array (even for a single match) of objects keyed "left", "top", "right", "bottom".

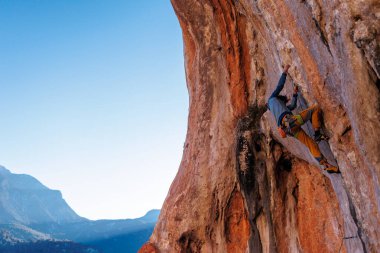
[
  {"left": 0, "top": 165, "right": 159, "bottom": 253},
  {"left": 0, "top": 165, "right": 84, "bottom": 225}
]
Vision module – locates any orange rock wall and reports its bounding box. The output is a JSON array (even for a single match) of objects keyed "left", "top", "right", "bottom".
[{"left": 140, "top": 0, "right": 379, "bottom": 252}]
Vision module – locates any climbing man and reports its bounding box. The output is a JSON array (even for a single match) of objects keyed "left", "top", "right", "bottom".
[{"left": 267, "top": 64, "right": 339, "bottom": 173}]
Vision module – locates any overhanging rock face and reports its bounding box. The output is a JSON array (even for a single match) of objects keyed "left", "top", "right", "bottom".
[{"left": 140, "top": 0, "right": 380, "bottom": 252}]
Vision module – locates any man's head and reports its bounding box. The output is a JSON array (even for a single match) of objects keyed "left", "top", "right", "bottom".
[{"left": 277, "top": 95, "right": 289, "bottom": 103}]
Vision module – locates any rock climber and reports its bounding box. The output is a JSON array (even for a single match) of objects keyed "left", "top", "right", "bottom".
[{"left": 267, "top": 64, "right": 339, "bottom": 173}]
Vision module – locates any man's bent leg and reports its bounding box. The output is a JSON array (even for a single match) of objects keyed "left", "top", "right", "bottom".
[
  {"left": 299, "top": 105, "right": 322, "bottom": 130},
  {"left": 295, "top": 128, "right": 339, "bottom": 173},
  {"left": 295, "top": 129, "right": 323, "bottom": 161}
]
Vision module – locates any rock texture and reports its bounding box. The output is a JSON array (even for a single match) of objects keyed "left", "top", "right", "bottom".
[{"left": 140, "top": 0, "right": 379, "bottom": 252}]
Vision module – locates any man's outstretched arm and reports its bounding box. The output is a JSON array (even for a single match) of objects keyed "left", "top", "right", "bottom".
[
  {"left": 269, "top": 65, "right": 290, "bottom": 99},
  {"left": 287, "top": 85, "right": 299, "bottom": 110}
]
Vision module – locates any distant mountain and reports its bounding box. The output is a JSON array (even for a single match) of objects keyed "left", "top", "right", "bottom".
[
  {"left": 0, "top": 223, "right": 100, "bottom": 253},
  {"left": 86, "top": 226, "right": 155, "bottom": 253},
  {"left": 30, "top": 210, "right": 159, "bottom": 253},
  {"left": 0, "top": 166, "right": 84, "bottom": 224},
  {"left": 137, "top": 209, "right": 160, "bottom": 223},
  {"left": 0, "top": 223, "right": 52, "bottom": 245},
  {"left": 32, "top": 210, "right": 159, "bottom": 242},
  {"left": 0, "top": 166, "right": 159, "bottom": 253},
  {"left": 64, "top": 210, "right": 160, "bottom": 253},
  {"left": 0, "top": 240, "right": 101, "bottom": 253},
  {"left": 82, "top": 210, "right": 158, "bottom": 253}
]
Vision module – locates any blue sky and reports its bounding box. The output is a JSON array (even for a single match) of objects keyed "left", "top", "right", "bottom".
[{"left": 0, "top": 0, "right": 188, "bottom": 219}]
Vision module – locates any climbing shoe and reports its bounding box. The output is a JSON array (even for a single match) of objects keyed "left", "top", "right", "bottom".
[
  {"left": 320, "top": 159, "right": 340, "bottom": 173},
  {"left": 314, "top": 129, "right": 328, "bottom": 142}
]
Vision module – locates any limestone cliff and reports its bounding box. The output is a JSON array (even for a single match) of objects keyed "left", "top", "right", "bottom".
[{"left": 140, "top": 0, "right": 380, "bottom": 252}]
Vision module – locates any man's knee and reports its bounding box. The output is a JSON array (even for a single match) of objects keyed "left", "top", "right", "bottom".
[
  {"left": 314, "top": 105, "right": 321, "bottom": 114},
  {"left": 309, "top": 104, "right": 320, "bottom": 113}
]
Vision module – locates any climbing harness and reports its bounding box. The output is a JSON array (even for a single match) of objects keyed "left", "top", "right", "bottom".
[
  {"left": 278, "top": 114, "right": 303, "bottom": 138},
  {"left": 278, "top": 114, "right": 293, "bottom": 138}
]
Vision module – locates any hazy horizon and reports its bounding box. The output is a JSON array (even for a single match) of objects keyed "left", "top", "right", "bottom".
[{"left": 0, "top": 1, "right": 188, "bottom": 220}]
